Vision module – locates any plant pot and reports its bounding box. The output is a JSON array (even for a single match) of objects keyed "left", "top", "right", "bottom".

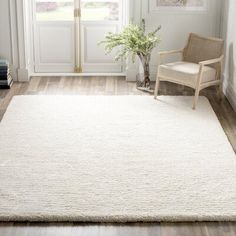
[{"left": 136, "top": 54, "right": 153, "bottom": 93}]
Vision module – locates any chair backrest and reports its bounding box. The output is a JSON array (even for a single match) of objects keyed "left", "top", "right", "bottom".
[{"left": 183, "top": 33, "right": 224, "bottom": 64}]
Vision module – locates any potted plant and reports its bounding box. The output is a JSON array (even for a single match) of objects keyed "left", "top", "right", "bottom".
[{"left": 100, "top": 20, "right": 161, "bottom": 91}]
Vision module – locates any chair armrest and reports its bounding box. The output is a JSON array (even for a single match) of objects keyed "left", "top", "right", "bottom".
[
  {"left": 159, "top": 49, "right": 183, "bottom": 57},
  {"left": 196, "top": 55, "right": 224, "bottom": 85},
  {"left": 199, "top": 55, "right": 224, "bottom": 66}
]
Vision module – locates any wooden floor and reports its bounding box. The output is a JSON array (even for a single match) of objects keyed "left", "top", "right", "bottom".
[{"left": 0, "top": 76, "right": 236, "bottom": 236}]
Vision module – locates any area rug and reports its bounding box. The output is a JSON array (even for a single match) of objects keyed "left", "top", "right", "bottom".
[{"left": 0, "top": 95, "right": 236, "bottom": 222}]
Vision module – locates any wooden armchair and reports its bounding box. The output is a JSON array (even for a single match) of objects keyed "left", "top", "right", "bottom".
[{"left": 154, "top": 33, "right": 224, "bottom": 109}]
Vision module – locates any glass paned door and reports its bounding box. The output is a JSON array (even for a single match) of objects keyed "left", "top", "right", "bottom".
[
  {"left": 33, "top": 0, "right": 125, "bottom": 73},
  {"left": 78, "top": 0, "right": 124, "bottom": 73},
  {"left": 33, "top": 0, "right": 75, "bottom": 72}
]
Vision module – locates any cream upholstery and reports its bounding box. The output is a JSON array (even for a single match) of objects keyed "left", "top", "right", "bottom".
[
  {"left": 159, "top": 61, "right": 217, "bottom": 88},
  {"left": 154, "top": 33, "right": 224, "bottom": 109}
]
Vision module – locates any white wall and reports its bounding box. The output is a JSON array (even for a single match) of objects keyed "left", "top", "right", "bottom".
[
  {"left": 0, "top": 0, "right": 29, "bottom": 81},
  {"left": 127, "top": 0, "right": 223, "bottom": 81},
  {"left": 222, "top": 0, "right": 236, "bottom": 111},
  {"left": 0, "top": 1, "right": 11, "bottom": 63},
  {"left": 0, "top": 0, "right": 18, "bottom": 80}
]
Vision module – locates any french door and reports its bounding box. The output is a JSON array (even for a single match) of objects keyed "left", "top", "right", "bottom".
[{"left": 33, "top": 0, "right": 125, "bottom": 73}]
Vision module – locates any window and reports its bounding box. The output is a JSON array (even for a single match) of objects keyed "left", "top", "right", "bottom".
[
  {"left": 35, "top": 0, "right": 121, "bottom": 21},
  {"left": 36, "top": 0, "right": 74, "bottom": 21},
  {"left": 81, "top": 0, "right": 120, "bottom": 21}
]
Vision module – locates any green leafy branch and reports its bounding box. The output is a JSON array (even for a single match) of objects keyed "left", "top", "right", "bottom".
[{"left": 99, "top": 23, "right": 161, "bottom": 62}]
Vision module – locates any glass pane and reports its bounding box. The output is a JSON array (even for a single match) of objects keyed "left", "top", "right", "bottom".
[
  {"left": 36, "top": 0, "right": 74, "bottom": 21},
  {"left": 81, "top": 0, "right": 120, "bottom": 21}
]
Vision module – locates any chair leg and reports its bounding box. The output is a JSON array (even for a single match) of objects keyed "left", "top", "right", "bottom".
[
  {"left": 193, "top": 88, "right": 200, "bottom": 110},
  {"left": 154, "top": 71, "right": 160, "bottom": 99}
]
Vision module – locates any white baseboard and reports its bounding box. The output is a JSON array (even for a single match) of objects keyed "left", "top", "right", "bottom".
[
  {"left": 223, "top": 81, "right": 236, "bottom": 112},
  {"left": 30, "top": 72, "right": 126, "bottom": 77},
  {"left": 17, "top": 68, "right": 30, "bottom": 82}
]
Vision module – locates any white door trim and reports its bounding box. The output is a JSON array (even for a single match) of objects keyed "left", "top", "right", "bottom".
[
  {"left": 14, "top": 0, "right": 132, "bottom": 77},
  {"left": 8, "top": 0, "right": 31, "bottom": 81}
]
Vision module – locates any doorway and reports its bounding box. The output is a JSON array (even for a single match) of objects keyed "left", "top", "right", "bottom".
[{"left": 33, "top": 0, "right": 126, "bottom": 73}]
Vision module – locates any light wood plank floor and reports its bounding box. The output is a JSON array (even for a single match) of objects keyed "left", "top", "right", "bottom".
[{"left": 0, "top": 76, "right": 236, "bottom": 236}]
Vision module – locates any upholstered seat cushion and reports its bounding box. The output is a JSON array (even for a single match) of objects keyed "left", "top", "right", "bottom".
[{"left": 159, "top": 61, "right": 216, "bottom": 87}]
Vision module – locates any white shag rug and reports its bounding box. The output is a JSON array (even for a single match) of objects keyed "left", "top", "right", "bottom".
[{"left": 0, "top": 95, "right": 236, "bottom": 222}]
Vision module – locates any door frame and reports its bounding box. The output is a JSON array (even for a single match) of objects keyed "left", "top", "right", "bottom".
[
  {"left": 29, "top": 0, "right": 130, "bottom": 74},
  {"left": 12, "top": 0, "right": 136, "bottom": 79}
]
